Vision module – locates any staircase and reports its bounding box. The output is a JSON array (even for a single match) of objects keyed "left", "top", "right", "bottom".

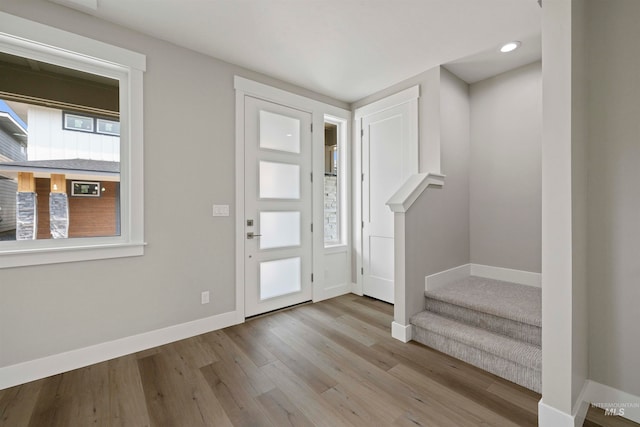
[{"left": 410, "top": 276, "right": 542, "bottom": 393}]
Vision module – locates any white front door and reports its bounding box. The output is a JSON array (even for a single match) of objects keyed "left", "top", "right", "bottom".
[
  {"left": 361, "top": 101, "right": 417, "bottom": 303},
  {"left": 244, "top": 96, "right": 313, "bottom": 317}
]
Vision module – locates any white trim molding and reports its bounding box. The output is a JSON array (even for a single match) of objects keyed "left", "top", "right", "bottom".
[
  {"left": 0, "top": 309, "right": 240, "bottom": 390},
  {"left": 354, "top": 85, "right": 419, "bottom": 120},
  {"left": 386, "top": 173, "right": 445, "bottom": 213},
  {"left": 470, "top": 264, "right": 541, "bottom": 287},
  {"left": 538, "top": 399, "right": 578, "bottom": 427},
  {"left": 425, "top": 264, "right": 471, "bottom": 291},
  {"left": 585, "top": 380, "right": 640, "bottom": 424},
  {"left": 424, "top": 263, "right": 541, "bottom": 292},
  {"left": 391, "top": 321, "right": 413, "bottom": 343}
]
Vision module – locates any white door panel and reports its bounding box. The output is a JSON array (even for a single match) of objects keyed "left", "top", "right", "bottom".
[
  {"left": 245, "top": 96, "right": 312, "bottom": 316},
  {"left": 362, "top": 101, "right": 417, "bottom": 304}
]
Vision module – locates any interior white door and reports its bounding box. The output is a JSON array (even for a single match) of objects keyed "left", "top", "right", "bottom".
[
  {"left": 362, "top": 102, "right": 417, "bottom": 303},
  {"left": 244, "top": 96, "right": 313, "bottom": 317}
]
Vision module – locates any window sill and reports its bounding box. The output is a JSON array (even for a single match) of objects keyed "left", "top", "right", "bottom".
[{"left": 0, "top": 241, "right": 146, "bottom": 269}]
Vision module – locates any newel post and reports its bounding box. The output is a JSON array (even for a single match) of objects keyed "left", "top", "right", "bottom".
[{"left": 386, "top": 172, "right": 445, "bottom": 343}]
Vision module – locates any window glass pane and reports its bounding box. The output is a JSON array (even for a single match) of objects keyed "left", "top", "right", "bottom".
[
  {"left": 324, "top": 123, "right": 340, "bottom": 245},
  {"left": 259, "top": 110, "right": 300, "bottom": 153},
  {"left": 260, "top": 257, "right": 301, "bottom": 300},
  {"left": 259, "top": 161, "right": 300, "bottom": 199},
  {"left": 0, "top": 53, "right": 120, "bottom": 242},
  {"left": 259, "top": 211, "right": 300, "bottom": 250},
  {"left": 64, "top": 113, "right": 93, "bottom": 132},
  {"left": 97, "top": 118, "right": 121, "bottom": 136}
]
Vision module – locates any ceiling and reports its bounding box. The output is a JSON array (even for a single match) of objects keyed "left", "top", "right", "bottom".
[{"left": 50, "top": 0, "right": 541, "bottom": 103}]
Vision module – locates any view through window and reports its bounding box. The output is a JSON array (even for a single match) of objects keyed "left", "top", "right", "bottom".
[
  {"left": 324, "top": 122, "right": 340, "bottom": 245},
  {"left": 0, "top": 51, "right": 120, "bottom": 242}
]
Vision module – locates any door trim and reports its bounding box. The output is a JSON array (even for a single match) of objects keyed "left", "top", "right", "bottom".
[
  {"left": 352, "top": 85, "right": 420, "bottom": 297},
  {"left": 234, "top": 76, "right": 351, "bottom": 322}
]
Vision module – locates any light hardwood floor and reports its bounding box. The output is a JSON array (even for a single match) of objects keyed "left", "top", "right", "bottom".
[{"left": 0, "top": 294, "right": 636, "bottom": 426}]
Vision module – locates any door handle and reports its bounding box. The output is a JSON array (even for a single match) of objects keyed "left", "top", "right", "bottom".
[{"left": 247, "top": 232, "right": 262, "bottom": 239}]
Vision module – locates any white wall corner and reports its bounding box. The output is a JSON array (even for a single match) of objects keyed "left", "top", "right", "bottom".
[
  {"left": 351, "top": 282, "right": 363, "bottom": 296},
  {"left": 425, "top": 264, "right": 471, "bottom": 292},
  {"left": 470, "top": 264, "right": 541, "bottom": 287},
  {"left": 572, "top": 379, "right": 593, "bottom": 427},
  {"left": 386, "top": 173, "right": 445, "bottom": 213},
  {"left": 585, "top": 380, "right": 640, "bottom": 424},
  {"left": 0, "top": 310, "right": 241, "bottom": 391},
  {"left": 391, "top": 321, "right": 413, "bottom": 343}
]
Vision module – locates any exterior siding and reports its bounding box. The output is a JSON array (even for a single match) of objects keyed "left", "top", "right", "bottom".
[
  {"left": 27, "top": 106, "right": 119, "bottom": 161},
  {"left": 0, "top": 126, "right": 27, "bottom": 163},
  {"left": 0, "top": 178, "right": 17, "bottom": 233},
  {"left": 36, "top": 178, "right": 118, "bottom": 239},
  {"left": 0, "top": 121, "right": 26, "bottom": 235}
]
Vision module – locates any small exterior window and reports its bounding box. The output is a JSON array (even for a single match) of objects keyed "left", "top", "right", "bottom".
[
  {"left": 64, "top": 113, "right": 94, "bottom": 133},
  {"left": 97, "top": 118, "right": 120, "bottom": 136},
  {"left": 63, "top": 112, "right": 120, "bottom": 136},
  {"left": 72, "top": 181, "right": 101, "bottom": 197}
]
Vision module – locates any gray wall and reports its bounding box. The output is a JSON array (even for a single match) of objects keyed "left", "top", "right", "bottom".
[
  {"left": 405, "top": 68, "right": 470, "bottom": 321},
  {"left": 469, "top": 62, "right": 542, "bottom": 273},
  {"left": 0, "top": 0, "right": 347, "bottom": 368},
  {"left": 586, "top": 0, "right": 640, "bottom": 397}
]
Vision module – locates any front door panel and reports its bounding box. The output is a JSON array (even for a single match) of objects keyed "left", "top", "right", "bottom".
[{"left": 245, "top": 96, "right": 312, "bottom": 317}]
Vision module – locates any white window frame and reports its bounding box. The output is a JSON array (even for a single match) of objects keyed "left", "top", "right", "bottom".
[{"left": 0, "top": 12, "right": 146, "bottom": 268}]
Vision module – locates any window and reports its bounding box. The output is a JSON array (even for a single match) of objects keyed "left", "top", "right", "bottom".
[
  {"left": 0, "top": 11, "right": 146, "bottom": 268},
  {"left": 324, "top": 116, "right": 347, "bottom": 247},
  {"left": 63, "top": 112, "right": 121, "bottom": 136}
]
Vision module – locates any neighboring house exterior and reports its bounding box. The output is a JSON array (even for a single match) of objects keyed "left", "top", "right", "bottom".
[
  {"left": 0, "top": 102, "right": 120, "bottom": 239},
  {"left": 0, "top": 100, "right": 27, "bottom": 237}
]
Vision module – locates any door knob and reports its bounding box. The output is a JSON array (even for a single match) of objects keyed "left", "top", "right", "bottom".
[{"left": 247, "top": 232, "right": 262, "bottom": 239}]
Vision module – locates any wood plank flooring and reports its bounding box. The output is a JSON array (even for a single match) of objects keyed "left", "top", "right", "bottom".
[{"left": 0, "top": 294, "right": 637, "bottom": 426}]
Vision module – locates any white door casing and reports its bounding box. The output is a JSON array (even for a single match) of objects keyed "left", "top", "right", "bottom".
[
  {"left": 356, "top": 87, "right": 419, "bottom": 304},
  {"left": 244, "top": 96, "right": 313, "bottom": 316}
]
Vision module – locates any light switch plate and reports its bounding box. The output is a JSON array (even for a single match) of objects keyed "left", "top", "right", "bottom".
[{"left": 213, "top": 204, "right": 229, "bottom": 217}]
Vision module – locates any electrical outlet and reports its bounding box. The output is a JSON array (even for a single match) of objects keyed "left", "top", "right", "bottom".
[{"left": 201, "top": 291, "right": 210, "bottom": 304}]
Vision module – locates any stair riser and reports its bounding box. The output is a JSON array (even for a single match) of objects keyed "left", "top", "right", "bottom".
[
  {"left": 425, "top": 298, "right": 541, "bottom": 346},
  {"left": 413, "top": 327, "right": 541, "bottom": 393}
]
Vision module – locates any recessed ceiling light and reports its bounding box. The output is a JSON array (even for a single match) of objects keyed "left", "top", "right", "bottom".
[{"left": 500, "top": 41, "right": 521, "bottom": 53}]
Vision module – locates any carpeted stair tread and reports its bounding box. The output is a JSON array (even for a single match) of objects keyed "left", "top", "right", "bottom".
[
  {"left": 424, "top": 276, "right": 541, "bottom": 327},
  {"left": 411, "top": 311, "right": 541, "bottom": 371}
]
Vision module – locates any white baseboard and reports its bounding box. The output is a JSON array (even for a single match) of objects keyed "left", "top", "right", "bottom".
[
  {"left": 538, "top": 380, "right": 640, "bottom": 426},
  {"left": 585, "top": 380, "right": 640, "bottom": 423},
  {"left": 573, "top": 379, "right": 593, "bottom": 427},
  {"left": 391, "top": 321, "right": 412, "bottom": 343},
  {"left": 424, "top": 263, "right": 541, "bottom": 292},
  {"left": 425, "top": 264, "right": 470, "bottom": 291},
  {"left": 470, "top": 264, "right": 541, "bottom": 287},
  {"left": 538, "top": 399, "right": 576, "bottom": 427},
  {"left": 0, "top": 310, "right": 241, "bottom": 391}
]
